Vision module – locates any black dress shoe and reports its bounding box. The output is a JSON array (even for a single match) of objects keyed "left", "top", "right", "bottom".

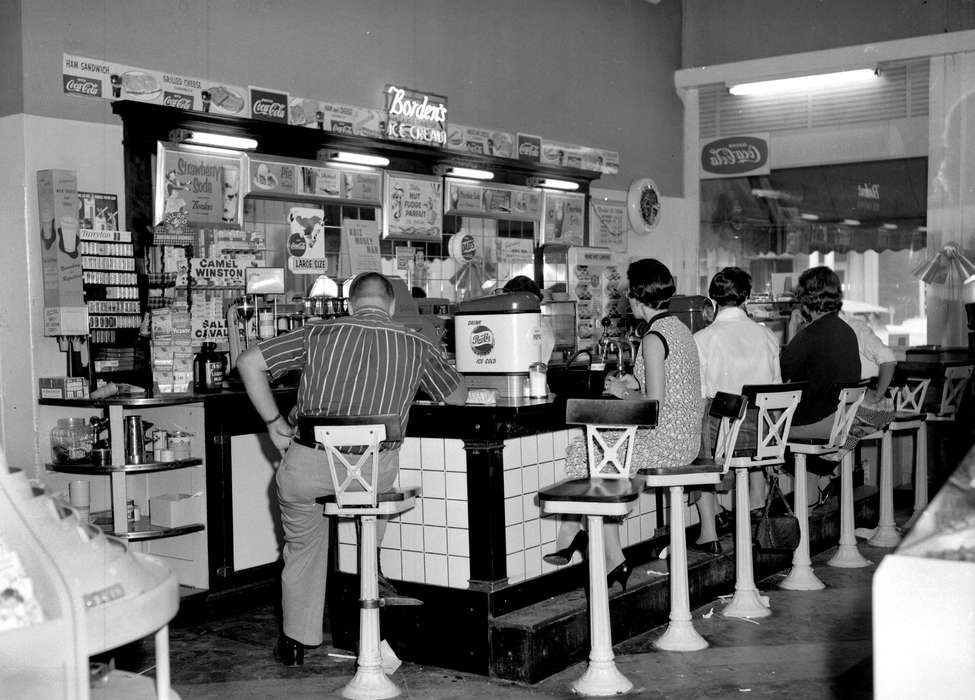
[
  {"left": 273, "top": 634, "right": 304, "bottom": 667},
  {"left": 607, "top": 560, "right": 631, "bottom": 592},
  {"left": 543, "top": 530, "right": 588, "bottom": 566},
  {"left": 688, "top": 540, "right": 722, "bottom": 555}
]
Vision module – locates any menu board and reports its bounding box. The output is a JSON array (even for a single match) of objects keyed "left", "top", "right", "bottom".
[
  {"left": 383, "top": 172, "right": 443, "bottom": 241},
  {"left": 444, "top": 180, "right": 542, "bottom": 221},
  {"left": 540, "top": 191, "right": 585, "bottom": 246},
  {"left": 156, "top": 143, "right": 244, "bottom": 226},
  {"left": 590, "top": 200, "right": 627, "bottom": 252}
]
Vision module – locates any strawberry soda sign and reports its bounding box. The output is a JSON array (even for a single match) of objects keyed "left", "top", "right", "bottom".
[{"left": 700, "top": 134, "right": 770, "bottom": 179}]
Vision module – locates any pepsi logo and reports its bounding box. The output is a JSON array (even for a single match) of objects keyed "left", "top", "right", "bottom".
[{"left": 470, "top": 325, "right": 495, "bottom": 356}]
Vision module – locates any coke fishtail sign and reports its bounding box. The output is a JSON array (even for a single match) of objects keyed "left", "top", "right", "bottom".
[{"left": 700, "top": 134, "right": 770, "bottom": 178}]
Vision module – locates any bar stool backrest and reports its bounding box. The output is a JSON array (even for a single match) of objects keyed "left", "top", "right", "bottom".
[
  {"left": 825, "top": 382, "right": 868, "bottom": 449},
  {"left": 565, "top": 398, "right": 658, "bottom": 479},
  {"left": 709, "top": 391, "right": 748, "bottom": 472},
  {"left": 741, "top": 382, "right": 805, "bottom": 462},
  {"left": 297, "top": 414, "right": 402, "bottom": 508},
  {"left": 937, "top": 363, "right": 974, "bottom": 418},
  {"left": 895, "top": 377, "right": 932, "bottom": 415}
]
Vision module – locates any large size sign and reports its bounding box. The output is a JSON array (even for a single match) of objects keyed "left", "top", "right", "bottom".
[
  {"left": 384, "top": 85, "right": 447, "bottom": 146},
  {"left": 700, "top": 134, "right": 770, "bottom": 178}
]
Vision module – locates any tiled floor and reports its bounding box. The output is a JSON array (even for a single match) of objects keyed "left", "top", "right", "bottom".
[{"left": 106, "top": 540, "right": 886, "bottom": 699}]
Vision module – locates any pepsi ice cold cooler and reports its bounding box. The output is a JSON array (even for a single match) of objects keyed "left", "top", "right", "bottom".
[{"left": 454, "top": 292, "right": 544, "bottom": 397}]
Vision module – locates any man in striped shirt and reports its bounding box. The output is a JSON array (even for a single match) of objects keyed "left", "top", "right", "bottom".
[{"left": 237, "top": 272, "right": 466, "bottom": 666}]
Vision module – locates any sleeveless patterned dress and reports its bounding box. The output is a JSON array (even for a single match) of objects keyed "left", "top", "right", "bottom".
[{"left": 566, "top": 313, "right": 703, "bottom": 476}]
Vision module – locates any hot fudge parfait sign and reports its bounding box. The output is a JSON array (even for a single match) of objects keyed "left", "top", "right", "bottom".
[
  {"left": 384, "top": 85, "right": 447, "bottom": 146},
  {"left": 156, "top": 145, "right": 243, "bottom": 226}
]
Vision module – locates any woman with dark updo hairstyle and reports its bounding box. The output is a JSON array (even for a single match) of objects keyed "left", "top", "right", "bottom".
[
  {"left": 781, "top": 265, "right": 861, "bottom": 503},
  {"left": 543, "top": 259, "right": 703, "bottom": 590}
]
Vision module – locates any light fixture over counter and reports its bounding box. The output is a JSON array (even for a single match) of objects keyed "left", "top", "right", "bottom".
[
  {"left": 527, "top": 177, "right": 580, "bottom": 191},
  {"left": 727, "top": 68, "right": 878, "bottom": 96},
  {"left": 320, "top": 149, "right": 390, "bottom": 167},
  {"left": 168, "top": 128, "right": 258, "bottom": 151},
  {"left": 434, "top": 164, "right": 494, "bottom": 180}
]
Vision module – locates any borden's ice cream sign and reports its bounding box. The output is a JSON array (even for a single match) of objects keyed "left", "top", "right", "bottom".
[{"left": 384, "top": 85, "right": 447, "bottom": 146}]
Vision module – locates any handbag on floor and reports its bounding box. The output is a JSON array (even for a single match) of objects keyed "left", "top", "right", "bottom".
[{"left": 751, "top": 471, "right": 800, "bottom": 552}]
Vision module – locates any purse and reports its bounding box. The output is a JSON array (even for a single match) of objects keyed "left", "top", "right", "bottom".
[{"left": 751, "top": 471, "right": 800, "bottom": 552}]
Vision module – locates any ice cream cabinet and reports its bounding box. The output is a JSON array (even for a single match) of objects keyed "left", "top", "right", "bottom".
[{"left": 566, "top": 247, "right": 627, "bottom": 354}]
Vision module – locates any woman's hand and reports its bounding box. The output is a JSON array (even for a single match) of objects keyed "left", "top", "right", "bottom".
[{"left": 603, "top": 372, "right": 641, "bottom": 399}]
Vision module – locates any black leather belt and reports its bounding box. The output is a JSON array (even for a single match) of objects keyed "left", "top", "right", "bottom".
[{"left": 292, "top": 437, "right": 399, "bottom": 454}]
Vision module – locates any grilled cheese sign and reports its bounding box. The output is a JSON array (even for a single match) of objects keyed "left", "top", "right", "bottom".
[{"left": 385, "top": 85, "right": 448, "bottom": 146}]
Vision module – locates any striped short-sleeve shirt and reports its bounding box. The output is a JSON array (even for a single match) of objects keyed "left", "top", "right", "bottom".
[{"left": 257, "top": 307, "right": 461, "bottom": 434}]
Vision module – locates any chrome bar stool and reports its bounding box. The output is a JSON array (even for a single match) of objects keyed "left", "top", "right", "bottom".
[
  {"left": 304, "top": 414, "right": 418, "bottom": 700},
  {"left": 638, "top": 392, "right": 747, "bottom": 651},
  {"left": 538, "top": 398, "right": 657, "bottom": 696},
  {"left": 722, "top": 383, "right": 803, "bottom": 619},
  {"left": 782, "top": 382, "right": 866, "bottom": 589}
]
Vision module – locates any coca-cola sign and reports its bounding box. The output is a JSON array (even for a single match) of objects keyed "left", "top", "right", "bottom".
[
  {"left": 63, "top": 74, "right": 102, "bottom": 98},
  {"left": 700, "top": 135, "right": 769, "bottom": 176},
  {"left": 163, "top": 92, "right": 193, "bottom": 110},
  {"left": 249, "top": 87, "right": 289, "bottom": 124}
]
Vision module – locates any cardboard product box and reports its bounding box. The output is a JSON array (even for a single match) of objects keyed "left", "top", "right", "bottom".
[
  {"left": 37, "top": 170, "right": 85, "bottom": 319},
  {"left": 38, "top": 376, "right": 90, "bottom": 400},
  {"left": 43, "top": 306, "right": 89, "bottom": 336},
  {"left": 149, "top": 492, "right": 203, "bottom": 528}
]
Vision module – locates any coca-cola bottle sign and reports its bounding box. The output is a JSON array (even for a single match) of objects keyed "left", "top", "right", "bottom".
[{"left": 700, "top": 136, "right": 769, "bottom": 175}]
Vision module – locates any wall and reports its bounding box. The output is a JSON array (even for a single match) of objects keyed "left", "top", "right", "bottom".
[
  {"left": 682, "top": 0, "right": 975, "bottom": 68},
  {"left": 0, "top": 0, "right": 23, "bottom": 116},
  {"left": 20, "top": 0, "right": 683, "bottom": 194}
]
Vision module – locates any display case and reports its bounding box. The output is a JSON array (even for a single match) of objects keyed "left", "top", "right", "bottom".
[{"left": 873, "top": 444, "right": 975, "bottom": 698}]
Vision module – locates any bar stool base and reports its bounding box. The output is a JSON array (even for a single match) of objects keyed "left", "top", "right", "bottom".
[
  {"left": 341, "top": 670, "right": 401, "bottom": 700},
  {"left": 572, "top": 661, "right": 634, "bottom": 696},
  {"left": 827, "top": 545, "right": 871, "bottom": 568},
  {"left": 867, "top": 525, "right": 902, "bottom": 548},
  {"left": 723, "top": 589, "right": 771, "bottom": 619},
  {"left": 779, "top": 565, "right": 826, "bottom": 591},
  {"left": 653, "top": 620, "right": 709, "bottom": 651}
]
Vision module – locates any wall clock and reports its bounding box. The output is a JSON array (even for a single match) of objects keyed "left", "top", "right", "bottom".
[{"left": 627, "top": 177, "right": 661, "bottom": 234}]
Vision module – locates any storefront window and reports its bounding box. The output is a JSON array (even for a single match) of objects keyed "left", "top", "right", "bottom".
[{"left": 699, "top": 157, "right": 928, "bottom": 344}]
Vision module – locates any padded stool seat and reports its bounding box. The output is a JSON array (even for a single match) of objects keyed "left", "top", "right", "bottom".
[
  {"left": 638, "top": 392, "right": 748, "bottom": 650},
  {"left": 301, "top": 413, "right": 409, "bottom": 700},
  {"left": 721, "top": 383, "right": 804, "bottom": 619},
  {"left": 538, "top": 398, "right": 657, "bottom": 696},
  {"left": 783, "top": 382, "right": 868, "bottom": 590}
]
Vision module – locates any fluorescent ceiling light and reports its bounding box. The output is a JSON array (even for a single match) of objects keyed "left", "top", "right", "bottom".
[
  {"left": 728, "top": 69, "right": 877, "bottom": 96},
  {"left": 799, "top": 213, "right": 820, "bottom": 221},
  {"left": 438, "top": 165, "right": 494, "bottom": 180},
  {"left": 529, "top": 177, "right": 579, "bottom": 191},
  {"left": 328, "top": 151, "right": 390, "bottom": 167},
  {"left": 842, "top": 219, "right": 861, "bottom": 226},
  {"left": 170, "top": 129, "right": 257, "bottom": 150},
  {"left": 882, "top": 223, "right": 898, "bottom": 230}
]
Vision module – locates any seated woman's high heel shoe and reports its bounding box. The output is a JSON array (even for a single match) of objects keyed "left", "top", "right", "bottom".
[
  {"left": 543, "top": 530, "right": 588, "bottom": 566},
  {"left": 607, "top": 560, "right": 631, "bottom": 592}
]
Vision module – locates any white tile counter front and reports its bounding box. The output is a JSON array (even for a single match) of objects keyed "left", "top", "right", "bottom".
[{"left": 336, "top": 430, "right": 701, "bottom": 589}]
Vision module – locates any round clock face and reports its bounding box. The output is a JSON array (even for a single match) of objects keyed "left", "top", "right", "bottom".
[{"left": 627, "top": 178, "right": 662, "bottom": 234}]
